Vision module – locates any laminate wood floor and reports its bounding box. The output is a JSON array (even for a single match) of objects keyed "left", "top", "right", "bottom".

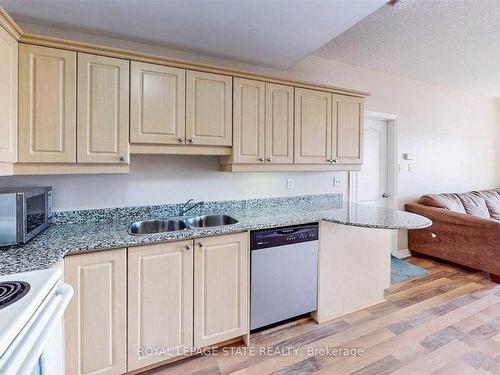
[{"left": 143, "top": 257, "right": 499, "bottom": 375}]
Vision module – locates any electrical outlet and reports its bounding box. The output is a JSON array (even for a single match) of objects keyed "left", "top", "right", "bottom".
[
  {"left": 333, "top": 177, "right": 343, "bottom": 187},
  {"left": 287, "top": 178, "right": 294, "bottom": 189},
  {"left": 407, "top": 163, "right": 413, "bottom": 173}
]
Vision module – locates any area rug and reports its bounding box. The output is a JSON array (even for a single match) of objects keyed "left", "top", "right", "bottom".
[{"left": 391, "top": 256, "right": 429, "bottom": 284}]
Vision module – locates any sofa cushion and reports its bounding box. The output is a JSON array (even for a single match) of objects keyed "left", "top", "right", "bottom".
[
  {"left": 457, "top": 192, "right": 490, "bottom": 219},
  {"left": 474, "top": 190, "right": 500, "bottom": 220},
  {"left": 418, "top": 193, "right": 466, "bottom": 213}
]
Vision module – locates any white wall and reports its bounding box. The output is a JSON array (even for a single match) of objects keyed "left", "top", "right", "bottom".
[
  {"left": 0, "top": 155, "right": 347, "bottom": 211},
  {"left": 5, "top": 22, "right": 500, "bottom": 250}
]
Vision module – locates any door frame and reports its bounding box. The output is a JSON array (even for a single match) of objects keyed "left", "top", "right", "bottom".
[{"left": 348, "top": 111, "right": 399, "bottom": 257}]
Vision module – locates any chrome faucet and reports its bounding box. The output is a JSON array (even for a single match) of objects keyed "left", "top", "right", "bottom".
[{"left": 179, "top": 199, "right": 205, "bottom": 216}]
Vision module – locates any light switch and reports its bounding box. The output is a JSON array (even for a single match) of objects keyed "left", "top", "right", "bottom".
[
  {"left": 287, "top": 178, "right": 294, "bottom": 189},
  {"left": 402, "top": 153, "right": 414, "bottom": 160}
]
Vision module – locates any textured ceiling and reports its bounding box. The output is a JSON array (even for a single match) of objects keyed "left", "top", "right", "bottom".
[
  {"left": 315, "top": 0, "right": 500, "bottom": 97},
  {"left": 0, "top": 0, "right": 385, "bottom": 69}
]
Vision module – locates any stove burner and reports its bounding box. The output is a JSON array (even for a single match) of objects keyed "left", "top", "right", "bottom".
[{"left": 0, "top": 281, "right": 30, "bottom": 309}]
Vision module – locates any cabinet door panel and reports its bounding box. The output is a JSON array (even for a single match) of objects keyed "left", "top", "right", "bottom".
[
  {"left": 194, "top": 233, "right": 248, "bottom": 347},
  {"left": 0, "top": 27, "right": 17, "bottom": 163},
  {"left": 128, "top": 241, "right": 193, "bottom": 370},
  {"left": 317, "top": 221, "right": 390, "bottom": 323},
  {"left": 333, "top": 95, "right": 363, "bottom": 164},
  {"left": 64, "top": 249, "right": 127, "bottom": 375},
  {"left": 233, "top": 78, "right": 265, "bottom": 163},
  {"left": 77, "top": 53, "right": 129, "bottom": 163},
  {"left": 294, "top": 88, "right": 331, "bottom": 164},
  {"left": 266, "top": 83, "right": 294, "bottom": 163},
  {"left": 19, "top": 45, "right": 76, "bottom": 163},
  {"left": 130, "top": 62, "right": 185, "bottom": 144},
  {"left": 186, "top": 70, "right": 232, "bottom": 146}
]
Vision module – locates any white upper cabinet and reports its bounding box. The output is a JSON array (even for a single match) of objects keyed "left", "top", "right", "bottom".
[
  {"left": 77, "top": 53, "right": 130, "bottom": 164},
  {"left": 265, "top": 83, "right": 294, "bottom": 164},
  {"left": 232, "top": 80, "right": 293, "bottom": 164},
  {"left": 130, "top": 61, "right": 186, "bottom": 145},
  {"left": 333, "top": 94, "right": 364, "bottom": 164},
  {"left": 0, "top": 26, "right": 17, "bottom": 163},
  {"left": 294, "top": 88, "right": 332, "bottom": 164},
  {"left": 14, "top": 42, "right": 364, "bottom": 172},
  {"left": 294, "top": 89, "right": 364, "bottom": 166},
  {"left": 233, "top": 78, "right": 266, "bottom": 163},
  {"left": 18, "top": 44, "right": 77, "bottom": 163},
  {"left": 186, "top": 70, "right": 232, "bottom": 146}
]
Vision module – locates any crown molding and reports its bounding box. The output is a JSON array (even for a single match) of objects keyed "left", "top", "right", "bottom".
[
  {"left": 0, "top": 7, "right": 23, "bottom": 40},
  {"left": 19, "top": 31, "right": 369, "bottom": 98}
]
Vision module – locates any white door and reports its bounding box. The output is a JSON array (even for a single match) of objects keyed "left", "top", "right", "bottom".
[{"left": 352, "top": 118, "right": 389, "bottom": 208}]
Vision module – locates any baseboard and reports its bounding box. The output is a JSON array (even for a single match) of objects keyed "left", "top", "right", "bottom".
[{"left": 394, "top": 249, "right": 411, "bottom": 259}]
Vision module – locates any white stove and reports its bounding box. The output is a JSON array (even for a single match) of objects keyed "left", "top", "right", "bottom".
[{"left": 0, "top": 268, "right": 73, "bottom": 375}]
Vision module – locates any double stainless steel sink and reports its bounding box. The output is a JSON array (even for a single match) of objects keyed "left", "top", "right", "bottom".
[
  {"left": 184, "top": 214, "right": 238, "bottom": 228},
  {"left": 128, "top": 214, "right": 238, "bottom": 235}
]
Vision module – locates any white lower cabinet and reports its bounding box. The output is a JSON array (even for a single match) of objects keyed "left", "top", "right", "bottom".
[
  {"left": 64, "top": 233, "right": 249, "bottom": 374},
  {"left": 62, "top": 223, "right": 391, "bottom": 371},
  {"left": 127, "top": 240, "right": 193, "bottom": 371},
  {"left": 194, "top": 232, "right": 249, "bottom": 347},
  {"left": 64, "top": 248, "right": 127, "bottom": 375}
]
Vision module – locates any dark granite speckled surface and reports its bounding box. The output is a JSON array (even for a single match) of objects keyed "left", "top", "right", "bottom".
[{"left": 0, "top": 194, "right": 431, "bottom": 276}]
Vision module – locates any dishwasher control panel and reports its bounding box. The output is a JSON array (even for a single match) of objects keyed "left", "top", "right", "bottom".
[{"left": 250, "top": 223, "right": 318, "bottom": 250}]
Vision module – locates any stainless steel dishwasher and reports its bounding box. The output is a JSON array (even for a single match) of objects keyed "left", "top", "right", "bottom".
[{"left": 250, "top": 223, "right": 318, "bottom": 330}]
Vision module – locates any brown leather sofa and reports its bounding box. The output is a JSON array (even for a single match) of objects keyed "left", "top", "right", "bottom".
[{"left": 406, "top": 189, "right": 500, "bottom": 283}]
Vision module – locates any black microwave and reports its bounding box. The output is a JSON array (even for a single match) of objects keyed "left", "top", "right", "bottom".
[{"left": 0, "top": 187, "right": 52, "bottom": 246}]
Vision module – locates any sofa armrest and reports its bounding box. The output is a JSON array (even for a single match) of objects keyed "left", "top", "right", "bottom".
[
  {"left": 405, "top": 202, "right": 500, "bottom": 276},
  {"left": 405, "top": 203, "right": 500, "bottom": 231}
]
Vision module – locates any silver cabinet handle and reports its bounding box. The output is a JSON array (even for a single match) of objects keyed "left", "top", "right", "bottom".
[
  {"left": 266, "top": 158, "right": 272, "bottom": 162},
  {"left": 198, "top": 242, "right": 204, "bottom": 247},
  {"left": 188, "top": 138, "right": 194, "bottom": 143},
  {"left": 326, "top": 159, "right": 331, "bottom": 163},
  {"left": 185, "top": 245, "right": 191, "bottom": 250},
  {"left": 119, "top": 156, "right": 125, "bottom": 162},
  {"left": 259, "top": 158, "right": 265, "bottom": 162},
  {"left": 430, "top": 233, "right": 437, "bottom": 238},
  {"left": 382, "top": 193, "right": 390, "bottom": 198},
  {"left": 178, "top": 138, "right": 184, "bottom": 143},
  {"left": 332, "top": 159, "right": 337, "bottom": 163}
]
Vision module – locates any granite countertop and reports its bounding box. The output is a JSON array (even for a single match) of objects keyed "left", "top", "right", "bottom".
[{"left": 0, "top": 195, "right": 431, "bottom": 276}]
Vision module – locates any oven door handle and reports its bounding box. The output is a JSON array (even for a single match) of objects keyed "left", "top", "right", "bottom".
[{"left": 1, "top": 283, "right": 73, "bottom": 375}]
